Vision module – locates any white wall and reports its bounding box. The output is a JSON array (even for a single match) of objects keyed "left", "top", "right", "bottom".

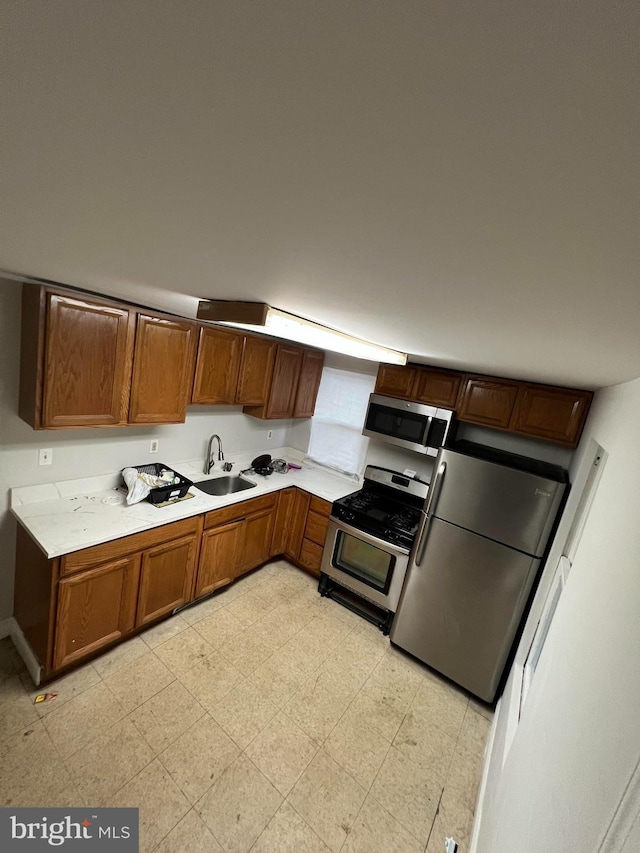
[
  {"left": 0, "top": 281, "right": 295, "bottom": 620},
  {"left": 475, "top": 375, "right": 640, "bottom": 853}
]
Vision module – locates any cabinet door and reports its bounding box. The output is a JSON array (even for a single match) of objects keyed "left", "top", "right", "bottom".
[
  {"left": 374, "top": 365, "right": 417, "bottom": 399},
  {"left": 413, "top": 367, "right": 463, "bottom": 409},
  {"left": 136, "top": 534, "right": 198, "bottom": 626},
  {"left": 43, "top": 293, "right": 134, "bottom": 428},
  {"left": 287, "top": 490, "right": 311, "bottom": 561},
  {"left": 236, "top": 335, "right": 277, "bottom": 405},
  {"left": 298, "top": 539, "right": 324, "bottom": 577},
  {"left": 293, "top": 349, "right": 325, "bottom": 418},
  {"left": 266, "top": 344, "right": 303, "bottom": 419},
  {"left": 191, "top": 326, "right": 242, "bottom": 404},
  {"left": 272, "top": 487, "right": 296, "bottom": 556},
  {"left": 196, "top": 521, "right": 242, "bottom": 597},
  {"left": 53, "top": 555, "right": 140, "bottom": 670},
  {"left": 510, "top": 384, "right": 592, "bottom": 446},
  {"left": 304, "top": 509, "right": 330, "bottom": 548},
  {"left": 239, "top": 508, "right": 276, "bottom": 575},
  {"left": 457, "top": 376, "right": 520, "bottom": 429},
  {"left": 129, "top": 314, "right": 197, "bottom": 424}
]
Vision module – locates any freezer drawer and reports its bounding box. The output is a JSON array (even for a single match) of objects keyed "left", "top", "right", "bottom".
[
  {"left": 391, "top": 517, "right": 540, "bottom": 701},
  {"left": 432, "top": 449, "right": 565, "bottom": 557}
]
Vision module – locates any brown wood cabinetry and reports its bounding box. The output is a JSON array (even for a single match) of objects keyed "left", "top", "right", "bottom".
[
  {"left": 456, "top": 376, "right": 521, "bottom": 429},
  {"left": 243, "top": 344, "right": 324, "bottom": 420},
  {"left": 136, "top": 534, "right": 199, "bottom": 625},
  {"left": 53, "top": 555, "right": 140, "bottom": 670},
  {"left": 271, "top": 487, "right": 296, "bottom": 557},
  {"left": 20, "top": 288, "right": 136, "bottom": 429},
  {"left": 374, "top": 364, "right": 418, "bottom": 398},
  {"left": 236, "top": 335, "right": 277, "bottom": 405},
  {"left": 191, "top": 327, "right": 243, "bottom": 404},
  {"left": 129, "top": 313, "right": 197, "bottom": 424},
  {"left": 293, "top": 349, "right": 325, "bottom": 417},
  {"left": 191, "top": 328, "right": 277, "bottom": 407},
  {"left": 509, "top": 384, "right": 593, "bottom": 447},
  {"left": 373, "top": 361, "right": 592, "bottom": 447},
  {"left": 196, "top": 521, "right": 242, "bottom": 597},
  {"left": 265, "top": 344, "right": 303, "bottom": 419},
  {"left": 413, "top": 367, "right": 463, "bottom": 408},
  {"left": 20, "top": 285, "right": 198, "bottom": 429},
  {"left": 238, "top": 508, "right": 276, "bottom": 575},
  {"left": 15, "top": 485, "right": 334, "bottom": 680}
]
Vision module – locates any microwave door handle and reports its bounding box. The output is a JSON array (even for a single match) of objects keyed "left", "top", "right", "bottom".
[
  {"left": 421, "top": 415, "right": 433, "bottom": 445},
  {"left": 415, "top": 460, "right": 446, "bottom": 566}
]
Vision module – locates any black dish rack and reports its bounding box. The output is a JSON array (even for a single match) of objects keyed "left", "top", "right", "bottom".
[{"left": 127, "top": 463, "right": 193, "bottom": 504}]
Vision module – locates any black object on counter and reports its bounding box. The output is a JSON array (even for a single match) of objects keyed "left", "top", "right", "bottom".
[{"left": 127, "top": 463, "right": 193, "bottom": 504}]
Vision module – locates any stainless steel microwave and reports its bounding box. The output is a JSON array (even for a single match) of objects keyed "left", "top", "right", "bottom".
[{"left": 362, "top": 393, "right": 454, "bottom": 456}]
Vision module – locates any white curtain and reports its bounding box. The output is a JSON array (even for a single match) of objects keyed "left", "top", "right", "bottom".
[{"left": 307, "top": 367, "right": 375, "bottom": 476}]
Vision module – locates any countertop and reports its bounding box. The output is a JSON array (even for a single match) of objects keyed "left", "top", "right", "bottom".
[{"left": 10, "top": 448, "right": 359, "bottom": 559}]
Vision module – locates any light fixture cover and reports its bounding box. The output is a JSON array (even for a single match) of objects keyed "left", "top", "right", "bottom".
[{"left": 196, "top": 300, "right": 407, "bottom": 365}]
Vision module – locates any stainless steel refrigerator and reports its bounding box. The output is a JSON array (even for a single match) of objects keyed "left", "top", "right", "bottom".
[{"left": 390, "top": 444, "right": 568, "bottom": 702}]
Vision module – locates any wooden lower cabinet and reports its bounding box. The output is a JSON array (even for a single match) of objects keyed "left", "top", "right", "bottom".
[
  {"left": 19, "top": 486, "right": 334, "bottom": 680},
  {"left": 53, "top": 555, "right": 140, "bottom": 671},
  {"left": 239, "top": 508, "right": 276, "bottom": 575},
  {"left": 196, "top": 521, "right": 243, "bottom": 597},
  {"left": 136, "top": 534, "right": 199, "bottom": 626}
]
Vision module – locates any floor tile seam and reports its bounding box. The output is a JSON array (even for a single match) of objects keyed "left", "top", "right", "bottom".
[
  {"left": 64, "top": 742, "right": 158, "bottom": 809},
  {"left": 102, "top": 667, "right": 179, "bottom": 715},
  {"left": 127, "top": 690, "right": 209, "bottom": 756},
  {"left": 365, "top": 785, "right": 437, "bottom": 851},
  {"left": 404, "top": 697, "right": 469, "bottom": 748},
  {"left": 270, "top": 794, "right": 334, "bottom": 853},
  {"left": 243, "top": 726, "right": 321, "bottom": 799},
  {"left": 40, "top": 687, "right": 130, "bottom": 759}
]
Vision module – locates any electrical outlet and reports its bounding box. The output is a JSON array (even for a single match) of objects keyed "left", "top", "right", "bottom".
[
  {"left": 39, "top": 448, "right": 53, "bottom": 466},
  {"left": 150, "top": 440, "right": 159, "bottom": 453},
  {"left": 267, "top": 430, "right": 273, "bottom": 440}
]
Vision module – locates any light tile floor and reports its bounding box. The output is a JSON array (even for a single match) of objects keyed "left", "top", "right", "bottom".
[{"left": 0, "top": 560, "right": 492, "bottom": 853}]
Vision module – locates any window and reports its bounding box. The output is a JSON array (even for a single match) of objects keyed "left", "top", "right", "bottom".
[{"left": 307, "top": 367, "right": 375, "bottom": 476}]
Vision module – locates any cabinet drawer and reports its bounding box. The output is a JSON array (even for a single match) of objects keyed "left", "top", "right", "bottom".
[
  {"left": 298, "top": 538, "right": 324, "bottom": 575},
  {"left": 309, "top": 495, "right": 332, "bottom": 516},
  {"left": 305, "top": 510, "right": 330, "bottom": 547},
  {"left": 204, "top": 492, "right": 277, "bottom": 529},
  {"left": 61, "top": 517, "right": 200, "bottom": 576}
]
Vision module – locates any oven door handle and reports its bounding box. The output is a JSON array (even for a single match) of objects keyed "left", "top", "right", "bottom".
[
  {"left": 414, "top": 460, "right": 446, "bottom": 566},
  {"left": 328, "top": 517, "right": 411, "bottom": 556}
]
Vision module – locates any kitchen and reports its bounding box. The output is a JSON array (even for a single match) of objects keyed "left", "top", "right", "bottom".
[{"left": 1, "top": 3, "right": 640, "bottom": 853}]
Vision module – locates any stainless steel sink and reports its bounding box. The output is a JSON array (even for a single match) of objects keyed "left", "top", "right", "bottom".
[{"left": 194, "top": 476, "right": 257, "bottom": 496}]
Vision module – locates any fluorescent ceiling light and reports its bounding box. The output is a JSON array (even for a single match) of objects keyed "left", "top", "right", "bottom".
[{"left": 196, "top": 301, "right": 407, "bottom": 365}]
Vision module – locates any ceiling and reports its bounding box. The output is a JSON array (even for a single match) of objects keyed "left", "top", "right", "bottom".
[{"left": 1, "top": 1, "right": 638, "bottom": 390}]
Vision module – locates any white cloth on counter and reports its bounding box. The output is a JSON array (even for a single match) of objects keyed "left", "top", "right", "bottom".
[{"left": 121, "top": 467, "right": 176, "bottom": 505}]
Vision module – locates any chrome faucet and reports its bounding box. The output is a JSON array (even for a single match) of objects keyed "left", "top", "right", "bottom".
[{"left": 204, "top": 434, "right": 224, "bottom": 474}]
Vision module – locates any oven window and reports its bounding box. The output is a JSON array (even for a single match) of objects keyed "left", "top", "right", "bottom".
[
  {"left": 366, "top": 404, "right": 427, "bottom": 444},
  {"left": 333, "top": 530, "right": 395, "bottom": 593}
]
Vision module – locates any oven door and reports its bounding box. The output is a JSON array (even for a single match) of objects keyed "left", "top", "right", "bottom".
[{"left": 321, "top": 517, "right": 411, "bottom": 612}]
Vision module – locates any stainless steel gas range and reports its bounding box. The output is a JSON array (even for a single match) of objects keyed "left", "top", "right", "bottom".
[{"left": 319, "top": 466, "right": 429, "bottom": 633}]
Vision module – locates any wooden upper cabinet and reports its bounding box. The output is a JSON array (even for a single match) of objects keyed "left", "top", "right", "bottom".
[
  {"left": 293, "top": 349, "right": 325, "bottom": 418},
  {"left": 23, "top": 289, "right": 135, "bottom": 429},
  {"left": 128, "top": 313, "right": 197, "bottom": 424},
  {"left": 267, "top": 344, "right": 303, "bottom": 418},
  {"left": 191, "top": 326, "right": 243, "bottom": 404},
  {"left": 374, "top": 364, "right": 418, "bottom": 398},
  {"left": 457, "top": 376, "right": 520, "bottom": 429},
  {"left": 510, "top": 384, "right": 593, "bottom": 447},
  {"left": 413, "top": 367, "right": 463, "bottom": 409},
  {"left": 53, "top": 554, "right": 140, "bottom": 670},
  {"left": 236, "top": 335, "right": 277, "bottom": 405}
]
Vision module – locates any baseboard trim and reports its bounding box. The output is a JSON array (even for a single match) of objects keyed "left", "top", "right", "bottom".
[{"left": 2, "top": 617, "right": 42, "bottom": 686}]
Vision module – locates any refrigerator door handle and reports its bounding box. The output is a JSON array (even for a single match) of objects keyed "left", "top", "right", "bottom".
[{"left": 415, "top": 460, "right": 446, "bottom": 566}]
